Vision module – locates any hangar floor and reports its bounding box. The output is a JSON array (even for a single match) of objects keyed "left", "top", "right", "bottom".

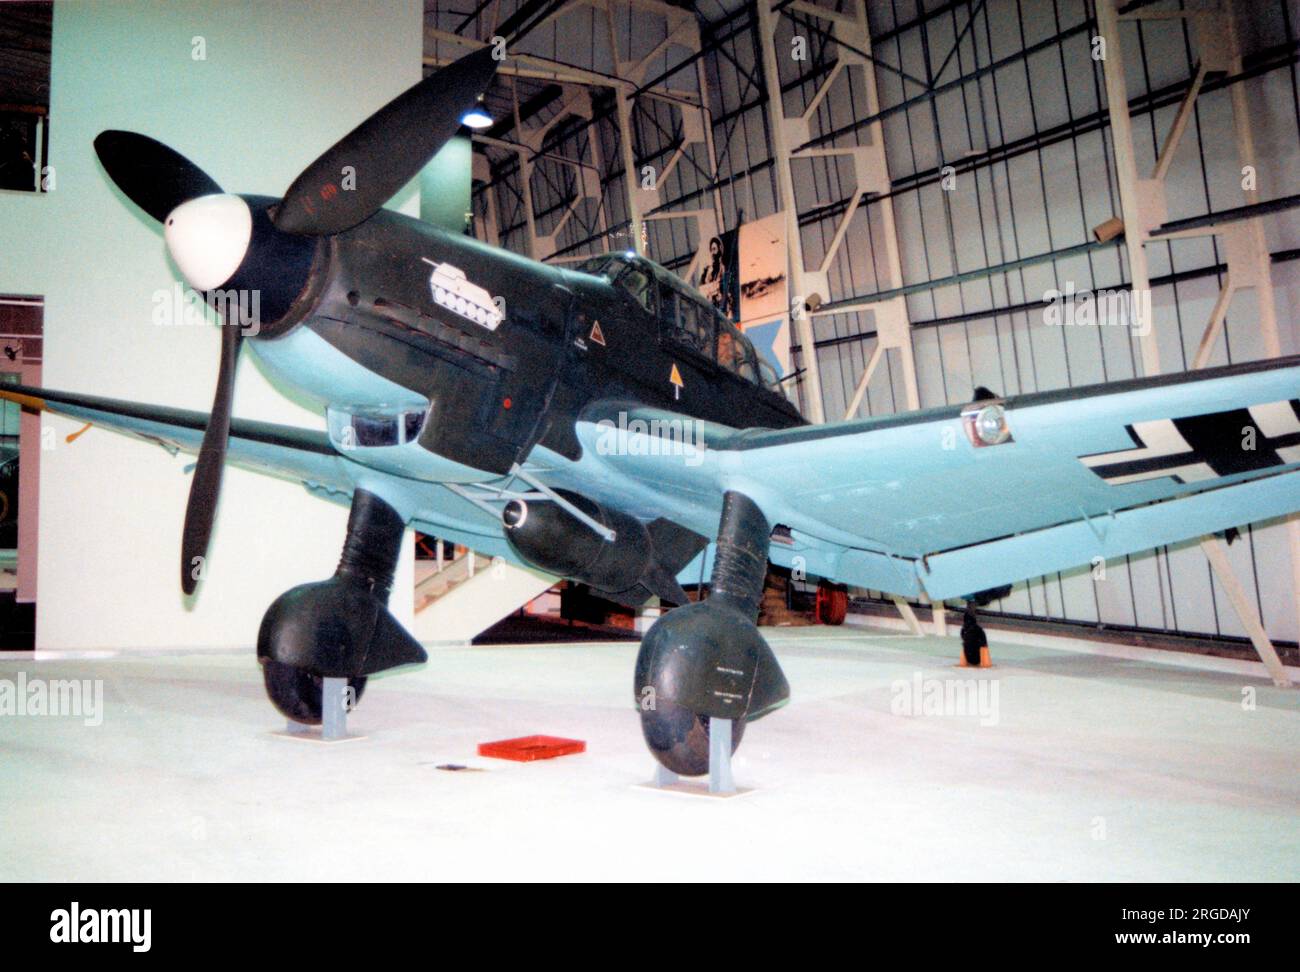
[{"left": 1, "top": 622, "right": 1296, "bottom": 882}]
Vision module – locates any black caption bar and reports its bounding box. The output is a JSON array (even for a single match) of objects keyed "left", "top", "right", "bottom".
[{"left": 0, "top": 882, "right": 1288, "bottom": 957}]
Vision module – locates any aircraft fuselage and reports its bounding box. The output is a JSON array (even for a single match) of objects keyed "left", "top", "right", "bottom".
[{"left": 243, "top": 198, "right": 805, "bottom": 480}]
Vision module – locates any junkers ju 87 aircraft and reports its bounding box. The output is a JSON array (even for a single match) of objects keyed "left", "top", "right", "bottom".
[{"left": 5, "top": 47, "right": 1299, "bottom": 776}]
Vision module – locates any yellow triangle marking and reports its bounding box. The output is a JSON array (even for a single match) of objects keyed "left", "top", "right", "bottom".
[
  {"left": 589, "top": 320, "right": 606, "bottom": 346},
  {"left": 669, "top": 363, "right": 684, "bottom": 387}
]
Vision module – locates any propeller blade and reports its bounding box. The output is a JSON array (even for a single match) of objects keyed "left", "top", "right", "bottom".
[
  {"left": 181, "top": 322, "right": 241, "bottom": 595},
  {"left": 273, "top": 45, "right": 499, "bottom": 236},
  {"left": 94, "top": 131, "right": 223, "bottom": 224}
]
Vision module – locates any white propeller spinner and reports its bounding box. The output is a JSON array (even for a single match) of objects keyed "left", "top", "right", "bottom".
[{"left": 164, "top": 193, "right": 252, "bottom": 291}]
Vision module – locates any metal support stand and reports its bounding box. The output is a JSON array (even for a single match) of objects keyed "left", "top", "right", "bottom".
[
  {"left": 654, "top": 763, "right": 679, "bottom": 787},
  {"left": 708, "top": 718, "right": 736, "bottom": 795},
  {"left": 274, "top": 677, "right": 365, "bottom": 744},
  {"left": 320, "top": 677, "right": 348, "bottom": 740},
  {"left": 646, "top": 718, "right": 739, "bottom": 796}
]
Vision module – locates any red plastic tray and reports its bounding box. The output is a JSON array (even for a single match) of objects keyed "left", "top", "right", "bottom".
[{"left": 477, "top": 735, "right": 586, "bottom": 762}]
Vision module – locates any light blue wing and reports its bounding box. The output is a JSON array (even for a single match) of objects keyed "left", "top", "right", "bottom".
[
  {"left": 576, "top": 356, "right": 1300, "bottom": 600},
  {"left": 0, "top": 384, "right": 525, "bottom": 565}
]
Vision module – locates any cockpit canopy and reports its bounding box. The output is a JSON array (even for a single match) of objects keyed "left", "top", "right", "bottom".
[{"left": 572, "top": 252, "right": 782, "bottom": 392}]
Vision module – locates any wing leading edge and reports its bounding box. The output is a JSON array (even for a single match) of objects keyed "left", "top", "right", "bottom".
[{"left": 0, "top": 383, "right": 524, "bottom": 566}]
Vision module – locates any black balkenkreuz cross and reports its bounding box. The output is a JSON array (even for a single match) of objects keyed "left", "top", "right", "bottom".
[{"left": 1080, "top": 399, "right": 1300, "bottom": 486}]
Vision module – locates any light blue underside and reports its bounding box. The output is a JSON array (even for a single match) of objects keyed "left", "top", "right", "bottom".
[{"left": 40, "top": 355, "right": 1300, "bottom": 601}]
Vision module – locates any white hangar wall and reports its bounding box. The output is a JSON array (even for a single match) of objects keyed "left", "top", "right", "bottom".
[
  {"left": 461, "top": 0, "right": 1300, "bottom": 645},
  {"left": 0, "top": 1, "right": 422, "bottom": 650}
]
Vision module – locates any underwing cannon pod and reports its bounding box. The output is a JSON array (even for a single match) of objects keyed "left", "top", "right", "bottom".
[
  {"left": 502, "top": 491, "right": 705, "bottom": 608},
  {"left": 634, "top": 491, "right": 789, "bottom": 776}
]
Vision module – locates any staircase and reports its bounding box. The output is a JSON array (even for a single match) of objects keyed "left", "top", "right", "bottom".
[
  {"left": 410, "top": 542, "right": 558, "bottom": 646},
  {"left": 414, "top": 548, "right": 493, "bottom": 611}
]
